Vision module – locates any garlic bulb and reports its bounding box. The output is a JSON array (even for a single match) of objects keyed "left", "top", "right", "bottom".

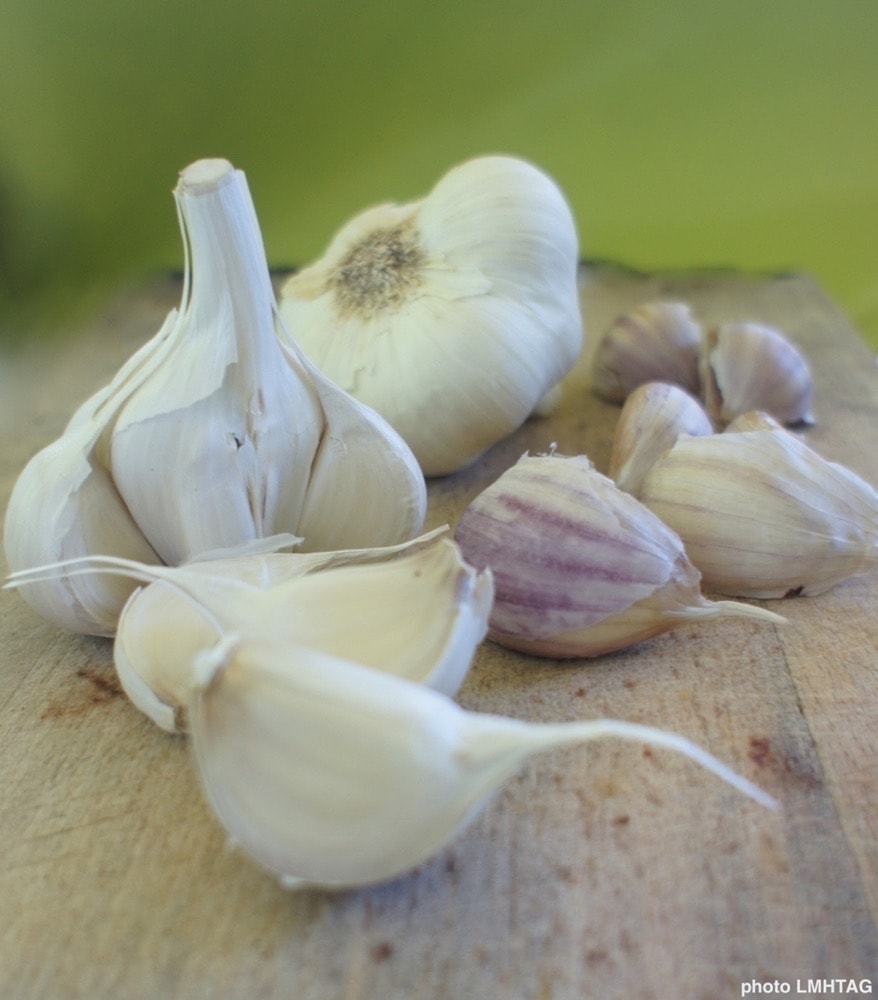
[
  {"left": 5, "top": 532, "right": 491, "bottom": 733},
  {"left": 591, "top": 301, "right": 702, "bottom": 403},
  {"left": 701, "top": 321, "right": 815, "bottom": 426},
  {"left": 453, "top": 453, "right": 784, "bottom": 658},
  {"left": 189, "top": 632, "right": 775, "bottom": 890},
  {"left": 278, "top": 155, "right": 583, "bottom": 476},
  {"left": 639, "top": 428, "right": 878, "bottom": 597},
  {"left": 3, "top": 158, "right": 426, "bottom": 636},
  {"left": 609, "top": 381, "right": 713, "bottom": 496}
]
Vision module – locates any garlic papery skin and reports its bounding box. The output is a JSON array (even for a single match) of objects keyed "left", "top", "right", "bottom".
[
  {"left": 3, "top": 158, "right": 426, "bottom": 636},
  {"left": 639, "top": 428, "right": 878, "bottom": 598},
  {"left": 453, "top": 453, "right": 784, "bottom": 658},
  {"left": 608, "top": 381, "right": 713, "bottom": 497},
  {"left": 591, "top": 301, "right": 702, "bottom": 404},
  {"left": 700, "top": 321, "right": 815, "bottom": 426},
  {"left": 278, "top": 155, "right": 583, "bottom": 476},
  {"left": 5, "top": 532, "right": 491, "bottom": 733},
  {"left": 188, "top": 633, "right": 775, "bottom": 890}
]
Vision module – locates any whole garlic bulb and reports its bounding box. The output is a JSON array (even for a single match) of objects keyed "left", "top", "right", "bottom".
[
  {"left": 3, "top": 159, "right": 426, "bottom": 636},
  {"left": 278, "top": 156, "right": 583, "bottom": 476},
  {"left": 639, "top": 427, "right": 878, "bottom": 597},
  {"left": 608, "top": 381, "right": 713, "bottom": 496},
  {"left": 591, "top": 301, "right": 702, "bottom": 403},
  {"left": 700, "top": 321, "right": 815, "bottom": 426},
  {"left": 453, "top": 453, "right": 783, "bottom": 658},
  {"left": 188, "top": 633, "right": 774, "bottom": 890}
]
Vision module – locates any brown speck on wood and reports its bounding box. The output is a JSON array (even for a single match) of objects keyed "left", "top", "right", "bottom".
[
  {"left": 370, "top": 941, "right": 394, "bottom": 963},
  {"left": 748, "top": 737, "right": 772, "bottom": 767}
]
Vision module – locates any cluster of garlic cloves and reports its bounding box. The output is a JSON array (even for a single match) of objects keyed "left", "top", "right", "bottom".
[
  {"left": 3, "top": 158, "right": 427, "bottom": 636},
  {"left": 453, "top": 453, "right": 784, "bottom": 658},
  {"left": 279, "top": 156, "right": 584, "bottom": 476},
  {"left": 591, "top": 301, "right": 814, "bottom": 429}
]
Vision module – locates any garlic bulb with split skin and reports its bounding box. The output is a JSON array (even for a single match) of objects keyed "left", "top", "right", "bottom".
[
  {"left": 453, "top": 453, "right": 784, "bottom": 658},
  {"left": 278, "top": 155, "right": 583, "bottom": 476},
  {"left": 5, "top": 532, "right": 492, "bottom": 733},
  {"left": 3, "top": 158, "right": 426, "bottom": 636},
  {"left": 188, "top": 632, "right": 775, "bottom": 890}
]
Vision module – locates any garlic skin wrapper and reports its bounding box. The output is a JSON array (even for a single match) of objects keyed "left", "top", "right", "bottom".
[
  {"left": 3, "top": 158, "right": 426, "bottom": 636},
  {"left": 189, "top": 633, "right": 775, "bottom": 891},
  {"left": 278, "top": 156, "right": 583, "bottom": 476},
  {"left": 609, "top": 381, "right": 713, "bottom": 497},
  {"left": 591, "top": 301, "right": 702, "bottom": 404},
  {"left": 453, "top": 454, "right": 783, "bottom": 658},
  {"left": 701, "top": 321, "right": 815, "bottom": 426},
  {"left": 639, "top": 428, "right": 878, "bottom": 598}
]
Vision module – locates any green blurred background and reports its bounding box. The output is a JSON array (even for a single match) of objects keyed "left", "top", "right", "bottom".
[{"left": 2, "top": 0, "right": 877, "bottom": 346}]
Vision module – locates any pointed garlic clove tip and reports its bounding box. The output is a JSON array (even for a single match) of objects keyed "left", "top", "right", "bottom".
[
  {"left": 453, "top": 452, "right": 781, "bottom": 658},
  {"left": 639, "top": 427, "right": 878, "bottom": 598},
  {"left": 609, "top": 381, "right": 713, "bottom": 497},
  {"left": 700, "top": 321, "right": 815, "bottom": 427},
  {"left": 592, "top": 301, "right": 702, "bottom": 404},
  {"left": 187, "top": 635, "right": 775, "bottom": 889}
]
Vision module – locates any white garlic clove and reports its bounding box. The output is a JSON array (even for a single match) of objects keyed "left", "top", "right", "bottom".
[
  {"left": 4, "top": 158, "right": 427, "bottom": 635},
  {"left": 5, "top": 532, "right": 491, "bottom": 732},
  {"left": 609, "top": 381, "right": 713, "bottom": 497},
  {"left": 188, "top": 633, "right": 775, "bottom": 890},
  {"left": 279, "top": 156, "right": 583, "bottom": 476},
  {"left": 591, "top": 301, "right": 702, "bottom": 403},
  {"left": 722, "top": 410, "right": 786, "bottom": 433},
  {"left": 700, "top": 321, "right": 815, "bottom": 426},
  {"left": 453, "top": 453, "right": 784, "bottom": 658},
  {"left": 639, "top": 428, "right": 878, "bottom": 597}
]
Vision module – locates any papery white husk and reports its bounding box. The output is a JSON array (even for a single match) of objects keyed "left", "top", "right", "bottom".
[
  {"left": 278, "top": 155, "right": 583, "bottom": 476},
  {"left": 3, "top": 158, "right": 426, "bottom": 635},
  {"left": 453, "top": 453, "right": 783, "bottom": 658},
  {"left": 639, "top": 428, "right": 878, "bottom": 597},
  {"left": 188, "top": 633, "right": 775, "bottom": 890}
]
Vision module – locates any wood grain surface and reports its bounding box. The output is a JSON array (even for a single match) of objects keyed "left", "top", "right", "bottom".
[{"left": 1, "top": 264, "right": 876, "bottom": 999}]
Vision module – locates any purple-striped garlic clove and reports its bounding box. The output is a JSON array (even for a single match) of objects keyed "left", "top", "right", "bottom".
[
  {"left": 453, "top": 453, "right": 783, "bottom": 658},
  {"left": 591, "top": 301, "right": 702, "bottom": 403}
]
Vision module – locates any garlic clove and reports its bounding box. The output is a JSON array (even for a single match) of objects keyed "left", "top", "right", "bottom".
[
  {"left": 188, "top": 633, "right": 775, "bottom": 890},
  {"left": 608, "top": 381, "right": 713, "bottom": 497},
  {"left": 453, "top": 453, "right": 783, "bottom": 658},
  {"left": 6, "top": 532, "right": 491, "bottom": 732},
  {"left": 591, "top": 301, "right": 702, "bottom": 403},
  {"left": 700, "top": 321, "right": 815, "bottom": 427},
  {"left": 723, "top": 410, "right": 786, "bottom": 433},
  {"left": 639, "top": 428, "right": 878, "bottom": 597},
  {"left": 279, "top": 155, "right": 583, "bottom": 476},
  {"left": 3, "top": 158, "right": 427, "bottom": 635}
]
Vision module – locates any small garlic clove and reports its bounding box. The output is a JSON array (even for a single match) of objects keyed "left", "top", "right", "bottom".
[
  {"left": 188, "top": 633, "right": 774, "bottom": 890},
  {"left": 608, "top": 381, "right": 713, "bottom": 496},
  {"left": 723, "top": 410, "right": 786, "bottom": 433},
  {"left": 4, "top": 158, "right": 427, "bottom": 635},
  {"left": 279, "top": 155, "right": 583, "bottom": 476},
  {"left": 700, "top": 321, "right": 815, "bottom": 427},
  {"left": 453, "top": 453, "right": 783, "bottom": 658},
  {"left": 591, "top": 301, "right": 702, "bottom": 403},
  {"left": 639, "top": 428, "right": 878, "bottom": 597},
  {"left": 6, "top": 532, "right": 491, "bottom": 732}
]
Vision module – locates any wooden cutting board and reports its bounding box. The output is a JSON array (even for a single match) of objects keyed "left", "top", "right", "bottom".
[{"left": 1, "top": 264, "right": 876, "bottom": 999}]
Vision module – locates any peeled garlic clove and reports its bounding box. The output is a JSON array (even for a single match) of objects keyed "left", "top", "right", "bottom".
[
  {"left": 700, "top": 321, "right": 815, "bottom": 426},
  {"left": 6, "top": 532, "right": 491, "bottom": 732},
  {"left": 279, "top": 155, "right": 583, "bottom": 476},
  {"left": 608, "top": 381, "right": 713, "bottom": 497},
  {"left": 4, "top": 158, "right": 426, "bottom": 635},
  {"left": 639, "top": 428, "right": 878, "bottom": 597},
  {"left": 591, "top": 301, "right": 702, "bottom": 403},
  {"left": 453, "top": 453, "right": 783, "bottom": 658},
  {"left": 188, "top": 633, "right": 774, "bottom": 890}
]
